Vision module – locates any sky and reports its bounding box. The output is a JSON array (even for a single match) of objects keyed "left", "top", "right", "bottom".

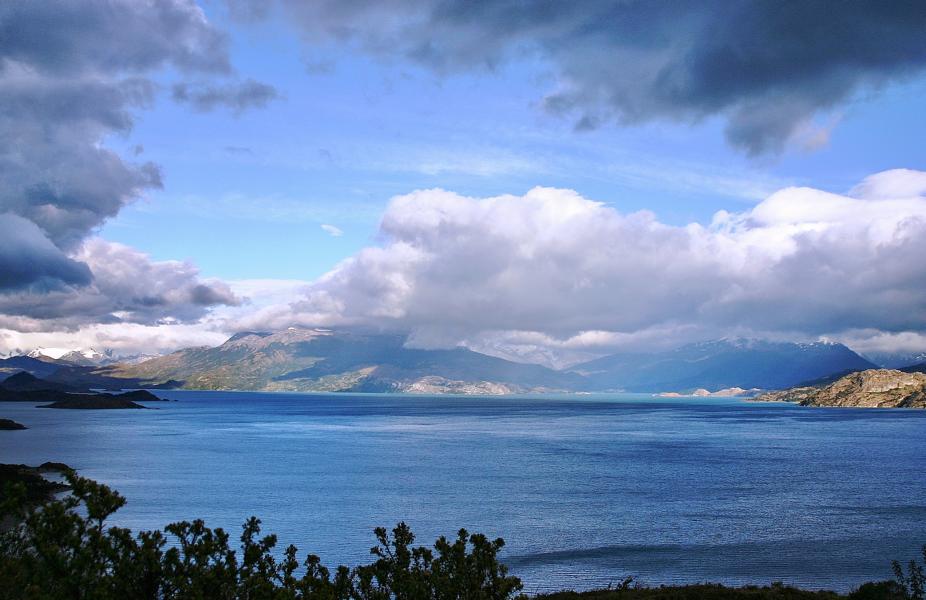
[{"left": 2, "top": 1, "right": 926, "bottom": 365}]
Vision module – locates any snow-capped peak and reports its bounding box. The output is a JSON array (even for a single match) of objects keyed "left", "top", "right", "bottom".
[{"left": 27, "top": 347, "right": 109, "bottom": 363}]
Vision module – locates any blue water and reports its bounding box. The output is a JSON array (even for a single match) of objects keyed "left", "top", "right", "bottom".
[{"left": 2, "top": 391, "right": 926, "bottom": 592}]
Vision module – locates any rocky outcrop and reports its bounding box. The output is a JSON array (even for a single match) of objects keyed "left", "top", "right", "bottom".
[{"left": 754, "top": 369, "right": 926, "bottom": 408}]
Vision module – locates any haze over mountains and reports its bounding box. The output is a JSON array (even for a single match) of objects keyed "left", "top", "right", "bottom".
[
  {"left": 0, "top": 328, "right": 901, "bottom": 395},
  {"left": 570, "top": 339, "right": 877, "bottom": 392}
]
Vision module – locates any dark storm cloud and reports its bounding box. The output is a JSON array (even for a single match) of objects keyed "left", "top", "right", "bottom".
[
  {"left": 0, "top": 74, "right": 163, "bottom": 249},
  {"left": 0, "top": 0, "right": 230, "bottom": 75},
  {"left": 0, "top": 214, "right": 92, "bottom": 291},
  {"left": 0, "top": 1, "right": 245, "bottom": 322},
  {"left": 266, "top": 0, "right": 926, "bottom": 154},
  {"left": 172, "top": 79, "right": 280, "bottom": 114}
]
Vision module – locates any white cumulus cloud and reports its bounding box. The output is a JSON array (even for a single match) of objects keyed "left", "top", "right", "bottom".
[{"left": 241, "top": 169, "right": 926, "bottom": 359}]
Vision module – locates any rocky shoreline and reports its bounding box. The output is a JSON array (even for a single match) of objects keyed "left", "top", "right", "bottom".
[{"left": 754, "top": 369, "right": 926, "bottom": 408}]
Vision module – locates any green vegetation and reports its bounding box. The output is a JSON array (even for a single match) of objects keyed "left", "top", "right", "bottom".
[
  {"left": 1, "top": 471, "right": 923, "bottom": 600},
  {"left": 893, "top": 547, "right": 926, "bottom": 600},
  {"left": 1, "top": 471, "right": 521, "bottom": 600}
]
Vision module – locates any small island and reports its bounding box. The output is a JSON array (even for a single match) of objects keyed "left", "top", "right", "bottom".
[
  {"left": 0, "top": 418, "right": 27, "bottom": 430},
  {"left": 37, "top": 395, "right": 149, "bottom": 410}
]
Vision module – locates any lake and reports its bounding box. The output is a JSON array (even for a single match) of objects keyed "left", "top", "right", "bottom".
[{"left": 2, "top": 391, "right": 925, "bottom": 592}]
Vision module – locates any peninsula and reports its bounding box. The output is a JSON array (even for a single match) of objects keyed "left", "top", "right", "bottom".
[{"left": 754, "top": 369, "right": 926, "bottom": 408}]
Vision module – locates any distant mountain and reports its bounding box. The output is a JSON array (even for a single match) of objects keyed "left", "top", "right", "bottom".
[
  {"left": 569, "top": 339, "right": 877, "bottom": 392},
  {"left": 0, "top": 356, "right": 63, "bottom": 381},
  {"left": 27, "top": 347, "right": 114, "bottom": 367},
  {"left": 0, "top": 371, "right": 81, "bottom": 392},
  {"left": 23, "top": 332, "right": 886, "bottom": 395},
  {"left": 103, "top": 329, "right": 587, "bottom": 394},
  {"left": 862, "top": 351, "right": 926, "bottom": 369},
  {"left": 901, "top": 361, "right": 926, "bottom": 374}
]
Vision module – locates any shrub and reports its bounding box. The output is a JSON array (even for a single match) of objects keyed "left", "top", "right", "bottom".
[
  {"left": 893, "top": 547, "right": 926, "bottom": 600},
  {"left": 0, "top": 472, "right": 522, "bottom": 600}
]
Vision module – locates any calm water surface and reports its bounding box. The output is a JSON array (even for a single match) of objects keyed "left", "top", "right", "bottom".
[{"left": 2, "top": 392, "right": 925, "bottom": 592}]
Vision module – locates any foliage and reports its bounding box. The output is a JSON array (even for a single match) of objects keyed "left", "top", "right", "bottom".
[
  {"left": 0, "top": 472, "right": 522, "bottom": 600},
  {"left": 893, "top": 547, "right": 926, "bottom": 600}
]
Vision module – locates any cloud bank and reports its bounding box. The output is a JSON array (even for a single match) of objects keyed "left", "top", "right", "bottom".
[
  {"left": 251, "top": 0, "right": 926, "bottom": 154},
  {"left": 241, "top": 169, "right": 926, "bottom": 360}
]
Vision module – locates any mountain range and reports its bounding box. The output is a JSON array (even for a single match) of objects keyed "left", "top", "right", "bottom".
[
  {"left": 861, "top": 351, "right": 926, "bottom": 369},
  {"left": 0, "top": 329, "right": 899, "bottom": 395},
  {"left": 568, "top": 339, "right": 877, "bottom": 392},
  {"left": 81, "top": 329, "right": 588, "bottom": 394}
]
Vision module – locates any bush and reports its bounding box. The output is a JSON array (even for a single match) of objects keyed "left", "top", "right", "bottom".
[
  {"left": 847, "top": 581, "right": 905, "bottom": 600},
  {"left": 893, "top": 547, "right": 926, "bottom": 600},
  {"left": 0, "top": 472, "right": 522, "bottom": 600}
]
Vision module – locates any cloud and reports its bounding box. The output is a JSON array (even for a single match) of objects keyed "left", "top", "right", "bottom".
[
  {"left": 0, "top": 0, "right": 228, "bottom": 271},
  {"left": 0, "top": 278, "right": 309, "bottom": 357},
  {"left": 0, "top": 214, "right": 92, "bottom": 291},
  {"left": 0, "top": 239, "right": 239, "bottom": 330},
  {"left": 172, "top": 79, "right": 280, "bottom": 114},
  {"left": 0, "top": 67, "right": 163, "bottom": 252},
  {"left": 0, "top": 0, "right": 230, "bottom": 75},
  {"left": 0, "top": 1, "right": 261, "bottom": 329},
  {"left": 321, "top": 224, "right": 344, "bottom": 237},
  {"left": 241, "top": 169, "right": 926, "bottom": 356},
  {"left": 262, "top": 0, "right": 926, "bottom": 154},
  {"left": 224, "top": 145, "right": 254, "bottom": 155}
]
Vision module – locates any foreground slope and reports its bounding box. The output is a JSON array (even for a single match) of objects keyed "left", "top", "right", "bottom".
[
  {"left": 108, "top": 329, "right": 587, "bottom": 393},
  {"left": 570, "top": 339, "right": 876, "bottom": 392},
  {"left": 754, "top": 369, "right": 926, "bottom": 408}
]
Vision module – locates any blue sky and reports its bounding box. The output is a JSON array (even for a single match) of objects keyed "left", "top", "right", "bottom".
[{"left": 99, "top": 6, "right": 926, "bottom": 281}]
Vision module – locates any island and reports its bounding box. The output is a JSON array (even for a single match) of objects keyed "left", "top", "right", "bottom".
[
  {"left": 0, "top": 418, "right": 27, "bottom": 430},
  {"left": 37, "top": 394, "right": 150, "bottom": 410}
]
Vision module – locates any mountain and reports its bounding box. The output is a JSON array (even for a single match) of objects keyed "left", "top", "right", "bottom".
[
  {"left": 103, "top": 329, "right": 588, "bottom": 394},
  {"left": 0, "top": 356, "right": 64, "bottom": 381},
  {"left": 754, "top": 369, "right": 926, "bottom": 408},
  {"left": 27, "top": 347, "right": 113, "bottom": 367},
  {"left": 27, "top": 332, "right": 885, "bottom": 395},
  {"left": 0, "top": 371, "right": 81, "bottom": 392},
  {"left": 569, "top": 339, "right": 876, "bottom": 392},
  {"left": 863, "top": 351, "right": 926, "bottom": 369}
]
